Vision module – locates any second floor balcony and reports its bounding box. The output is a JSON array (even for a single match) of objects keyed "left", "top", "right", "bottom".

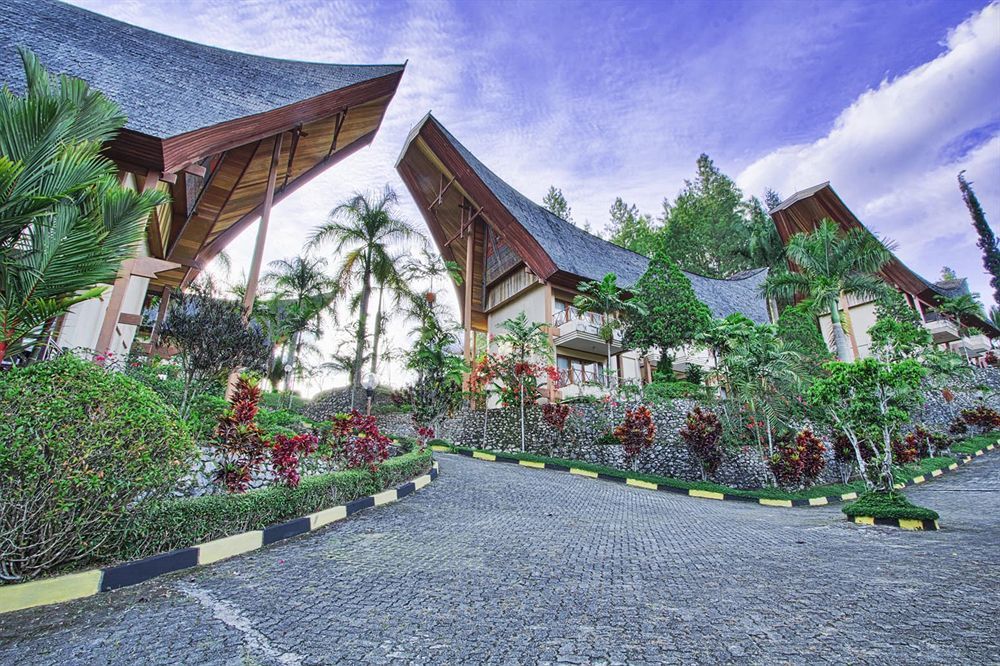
[
  {"left": 955, "top": 333, "right": 991, "bottom": 355},
  {"left": 552, "top": 311, "right": 623, "bottom": 356},
  {"left": 923, "top": 314, "right": 961, "bottom": 343}
]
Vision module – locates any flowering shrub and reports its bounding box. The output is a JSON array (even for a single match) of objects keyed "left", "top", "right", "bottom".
[
  {"left": 679, "top": 407, "right": 723, "bottom": 479},
  {"left": 769, "top": 430, "right": 827, "bottom": 488},
  {"left": 271, "top": 433, "right": 319, "bottom": 488},
  {"left": 986, "top": 351, "right": 999, "bottom": 367},
  {"left": 332, "top": 410, "right": 391, "bottom": 472},
  {"left": 542, "top": 403, "right": 572, "bottom": 431},
  {"left": 614, "top": 405, "right": 656, "bottom": 466},
  {"left": 214, "top": 374, "right": 269, "bottom": 493},
  {"left": 416, "top": 425, "right": 435, "bottom": 448}
]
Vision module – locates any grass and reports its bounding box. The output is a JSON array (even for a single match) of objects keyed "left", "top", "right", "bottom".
[
  {"left": 841, "top": 491, "right": 939, "bottom": 521},
  {"left": 440, "top": 431, "right": 995, "bottom": 503},
  {"left": 949, "top": 432, "right": 1000, "bottom": 455}
]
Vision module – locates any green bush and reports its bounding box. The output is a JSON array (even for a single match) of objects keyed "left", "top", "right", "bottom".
[
  {"left": 185, "top": 393, "right": 228, "bottom": 442},
  {"left": 391, "top": 435, "right": 421, "bottom": 451},
  {"left": 426, "top": 438, "right": 450, "bottom": 448},
  {"left": 643, "top": 381, "right": 701, "bottom": 403},
  {"left": 842, "top": 492, "right": 939, "bottom": 521},
  {"left": 260, "top": 391, "right": 308, "bottom": 414},
  {"left": 114, "top": 449, "right": 432, "bottom": 561},
  {"left": 0, "top": 354, "right": 195, "bottom": 581},
  {"left": 257, "top": 408, "right": 310, "bottom": 435}
]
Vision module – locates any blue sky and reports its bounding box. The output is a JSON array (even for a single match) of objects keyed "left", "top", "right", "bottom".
[{"left": 71, "top": 0, "right": 1000, "bottom": 390}]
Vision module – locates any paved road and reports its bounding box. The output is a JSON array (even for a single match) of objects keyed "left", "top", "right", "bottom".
[{"left": 1, "top": 453, "right": 998, "bottom": 666}]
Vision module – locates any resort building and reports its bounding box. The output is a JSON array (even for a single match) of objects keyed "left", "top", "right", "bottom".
[
  {"left": 1, "top": 0, "right": 404, "bottom": 359},
  {"left": 396, "top": 114, "right": 772, "bottom": 400},
  {"left": 770, "top": 183, "right": 998, "bottom": 362}
]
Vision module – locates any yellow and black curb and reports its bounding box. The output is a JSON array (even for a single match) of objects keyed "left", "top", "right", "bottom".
[
  {"left": 433, "top": 438, "right": 998, "bottom": 509},
  {"left": 849, "top": 516, "right": 939, "bottom": 531},
  {"left": 0, "top": 462, "right": 439, "bottom": 616}
]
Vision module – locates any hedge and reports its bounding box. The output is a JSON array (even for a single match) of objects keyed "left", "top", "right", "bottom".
[
  {"left": 111, "top": 449, "right": 432, "bottom": 562},
  {"left": 842, "top": 492, "right": 940, "bottom": 521},
  {"left": 950, "top": 432, "right": 1000, "bottom": 455}
]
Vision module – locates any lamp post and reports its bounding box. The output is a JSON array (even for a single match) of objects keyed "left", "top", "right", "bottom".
[{"left": 362, "top": 372, "right": 378, "bottom": 416}]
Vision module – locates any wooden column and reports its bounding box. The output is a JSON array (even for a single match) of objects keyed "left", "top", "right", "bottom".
[
  {"left": 544, "top": 283, "right": 556, "bottom": 402},
  {"left": 462, "top": 212, "right": 475, "bottom": 393},
  {"left": 242, "top": 133, "right": 284, "bottom": 318},
  {"left": 95, "top": 259, "right": 135, "bottom": 354}
]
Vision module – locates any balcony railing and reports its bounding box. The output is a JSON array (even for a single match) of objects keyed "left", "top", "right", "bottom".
[
  {"left": 553, "top": 367, "right": 606, "bottom": 389},
  {"left": 552, "top": 307, "right": 604, "bottom": 328}
]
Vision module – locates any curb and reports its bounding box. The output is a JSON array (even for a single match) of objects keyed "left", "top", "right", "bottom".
[
  {"left": 849, "top": 516, "right": 939, "bottom": 531},
  {"left": 434, "top": 439, "right": 998, "bottom": 509},
  {"left": 0, "top": 462, "right": 439, "bottom": 616}
]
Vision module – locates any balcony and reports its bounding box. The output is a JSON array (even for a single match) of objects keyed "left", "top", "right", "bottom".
[
  {"left": 552, "top": 368, "right": 609, "bottom": 400},
  {"left": 552, "top": 312, "right": 623, "bottom": 356},
  {"left": 923, "top": 315, "right": 961, "bottom": 343},
  {"left": 955, "top": 334, "right": 991, "bottom": 355}
]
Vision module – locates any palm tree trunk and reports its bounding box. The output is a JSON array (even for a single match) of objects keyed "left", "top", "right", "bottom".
[
  {"left": 350, "top": 263, "right": 372, "bottom": 411},
  {"left": 829, "top": 302, "right": 852, "bottom": 362},
  {"left": 369, "top": 284, "right": 384, "bottom": 375},
  {"left": 606, "top": 340, "right": 613, "bottom": 390}
]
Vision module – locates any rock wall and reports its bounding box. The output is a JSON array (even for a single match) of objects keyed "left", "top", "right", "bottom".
[{"left": 915, "top": 368, "right": 1000, "bottom": 432}]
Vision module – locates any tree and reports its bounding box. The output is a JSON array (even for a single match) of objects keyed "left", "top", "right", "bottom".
[
  {"left": 624, "top": 252, "right": 711, "bottom": 366},
  {"left": 404, "top": 295, "right": 467, "bottom": 439},
  {"left": 940, "top": 266, "right": 957, "bottom": 282},
  {"left": 775, "top": 302, "right": 832, "bottom": 374},
  {"left": 659, "top": 154, "right": 753, "bottom": 277},
  {"left": 936, "top": 293, "right": 985, "bottom": 333},
  {"left": 868, "top": 291, "right": 931, "bottom": 362},
  {"left": 542, "top": 186, "right": 572, "bottom": 222},
  {"left": 958, "top": 171, "right": 1000, "bottom": 306},
  {"left": 607, "top": 197, "right": 659, "bottom": 256},
  {"left": 809, "top": 358, "right": 925, "bottom": 491},
  {"left": 309, "top": 186, "right": 419, "bottom": 406},
  {"left": 160, "top": 282, "right": 271, "bottom": 417},
  {"left": 741, "top": 196, "right": 786, "bottom": 272},
  {"left": 763, "top": 219, "right": 891, "bottom": 361},
  {"left": 494, "top": 312, "right": 553, "bottom": 452},
  {"left": 0, "top": 48, "right": 168, "bottom": 362},
  {"left": 572, "top": 273, "right": 646, "bottom": 387}
]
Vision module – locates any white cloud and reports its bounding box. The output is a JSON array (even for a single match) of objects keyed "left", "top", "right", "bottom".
[{"left": 738, "top": 1, "right": 1000, "bottom": 300}]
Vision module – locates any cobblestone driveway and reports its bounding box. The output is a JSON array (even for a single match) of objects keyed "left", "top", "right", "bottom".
[{"left": 1, "top": 453, "right": 998, "bottom": 665}]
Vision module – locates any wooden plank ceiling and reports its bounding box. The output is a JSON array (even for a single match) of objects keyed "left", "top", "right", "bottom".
[
  {"left": 138, "top": 93, "right": 396, "bottom": 291},
  {"left": 397, "top": 135, "right": 489, "bottom": 330}
]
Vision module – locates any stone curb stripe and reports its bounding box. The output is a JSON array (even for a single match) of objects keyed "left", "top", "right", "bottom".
[
  {"left": 851, "top": 515, "right": 939, "bottom": 531},
  {"left": 441, "top": 440, "right": 997, "bottom": 510},
  {"left": 0, "top": 461, "right": 440, "bottom": 616}
]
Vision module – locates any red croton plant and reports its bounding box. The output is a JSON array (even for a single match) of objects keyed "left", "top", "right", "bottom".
[
  {"left": 679, "top": 406, "right": 723, "bottom": 479},
  {"left": 615, "top": 405, "right": 656, "bottom": 467},
  {"left": 769, "top": 429, "right": 827, "bottom": 488},
  {"left": 332, "top": 410, "right": 392, "bottom": 472},
  {"left": 271, "top": 433, "right": 320, "bottom": 488}
]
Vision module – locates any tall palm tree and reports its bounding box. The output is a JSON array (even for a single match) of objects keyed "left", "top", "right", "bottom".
[
  {"left": 572, "top": 273, "right": 646, "bottom": 387},
  {"left": 936, "top": 293, "right": 984, "bottom": 333},
  {"left": 309, "top": 186, "right": 419, "bottom": 403},
  {"left": 763, "top": 219, "right": 890, "bottom": 361},
  {"left": 0, "top": 48, "right": 168, "bottom": 362},
  {"left": 261, "top": 255, "right": 336, "bottom": 392}
]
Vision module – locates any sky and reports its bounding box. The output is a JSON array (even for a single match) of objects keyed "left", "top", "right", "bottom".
[{"left": 70, "top": 0, "right": 1000, "bottom": 394}]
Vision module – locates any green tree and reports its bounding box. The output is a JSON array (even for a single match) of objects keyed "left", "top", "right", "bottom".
[
  {"left": 494, "top": 312, "right": 552, "bottom": 452},
  {"left": 763, "top": 219, "right": 890, "bottom": 362},
  {"left": 868, "top": 291, "right": 931, "bottom": 362},
  {"left": 0, "top": 48, "right": 168, "bottom": 362},
  {"left": 940, "top": 266, "right": 957, "bottom": 282},
  {"left": 775, "top": 302, "right": 831, "bottom": 373},
  {"left": 741, "top": 196, "right": 786, "bottom": 271},
  {"left": 936, "top": 292, "right": 985, "bottom": 333},
  {"left": 958, "top": 171, "right": 1000, "bottom": 306},
  {"left": 697, "top": 313, "right": 756, "bottom": 381},
  {"left": 624, "top": 252, "right": 711, "bottom": 366},
  {"left": 572, "top": 273, "right": 647, "bottom": 387},
  {"left": 809, "top": 358, "right": 926, "bottom": 491},
  {"left": 404, "top": 295, "right": 466, "bottom": 437},
  {"left": 309, "top": 186, "right": 419, "bottom": 406},
  {"left": 542, "top": 186, "right": 572, "bottom": 223},
  {"left": 659, "top": 154, "right": 752, "bottom": 277},
  {"left": 607, "top": 197, "right": 659, "bottom": 256}
]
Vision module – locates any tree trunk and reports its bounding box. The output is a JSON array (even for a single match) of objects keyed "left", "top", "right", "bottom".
[
  {"left": 606, "top": 340, "right": 613, "bottom": 390},
  {"left": 350, "top": 261, "right": 372, "bottom": 411},
  {"left": 829, "top": 303, "right": 852, "bottom": 362},
  {"left": 520, "top": 379, "right": 526, "bottom": 453},
  {"left": 369, "top": 285, "right": 385, "bottom": 375}
]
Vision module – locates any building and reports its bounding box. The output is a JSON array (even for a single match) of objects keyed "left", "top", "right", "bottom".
[
  {"left": 769, "top": 183, "right": 998, "bottom": 362},
  {"left": 1, "top": 0, "right": 404, "bottom": 358},
  {"left": 396, "top": 113, "right": 772, "bottom": 399}
]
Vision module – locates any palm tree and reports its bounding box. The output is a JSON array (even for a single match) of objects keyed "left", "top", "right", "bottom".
[
  {"left": 495, "top": 312, "right": 551, "bottom": 452},
  {"left": 572, "top": 273, "right": 647, "bottom": 387},
  {"left": 763, "top": 219, "right": 891, "bottom": 361},
  {"left": 261, "top": 255, "right": 336, "bottom": 393},
  {"left": 309, "top": 186, "right": 419, "bottom": 405},
  {"left": 936, "top": 293, "right": 985, "bottom": 333},
  {"left": 0, "top": 48, "right": 168, "bottom": 362}
]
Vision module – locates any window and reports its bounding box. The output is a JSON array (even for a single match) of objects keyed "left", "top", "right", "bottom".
[{"left": 555, "top": 355, "right": 604, "bottom": 387}]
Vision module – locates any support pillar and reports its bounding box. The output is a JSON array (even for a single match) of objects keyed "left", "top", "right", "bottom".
[
  {"left": 95, "top": 260, "right": 135, "bottom": 354},
  {"left": 462, "top": 210, "right": 474, "bottom": 393},
  {"left": 242, "top": 133, "right": 284, "bottom": 319}
]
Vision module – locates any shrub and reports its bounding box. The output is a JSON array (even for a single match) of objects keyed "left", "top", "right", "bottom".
[
  {"left": 769, "top": 430, "right": 827, "bottom": 487},
  {"left": 257, "top": 408, "right": 309, "bottom": 436},
  {"left": 115, "top": 449, "right": 432, "bottom": 561},
  {"left": 958, "top": 405, "right": 1000, "bottom": 434},
  {"left": 542, "top": 403, "right": 572, "bottom": 431},
  {"left": 680, "top": 407, "right": 724, "bottom": 479},
  {"left": 644, "top": 380, "right": 700, "bottom": 403},
  {"left": 891, "top": 437, "right": 920, "bottom": 465},
  {"left": 0, "top": 354, "right": 194, "bottom": 582},
  {"left": 185, "top": 393, "right": 229, "bottom": 442},
  {"left": 331, "top": 411, "right": 391, "bottom": 471},
  {"left": 271, "top": 433, "right": 319, "bottom": 488},
  {"left": 594, "top": 431, "right": 619, "bottom": 446},
  {"left": 425, "top": 438, "right": 449, "bottom": 449},
  {"left": 904, "top": 426, "right": 949, "bottom": 458},
  {"left": 614, "top": 405, "right": 656, "bottom": 466},
  {"left": 842, "top": 491, "right": 939, "bottom": 521},
  {"left": 213, "top": 374, "right": 269, "bottom": 493},
  {"left": 985, "top": 351, "right": 999, "bottom": 367}
]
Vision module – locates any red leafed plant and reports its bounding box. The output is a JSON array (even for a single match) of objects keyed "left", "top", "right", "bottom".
[
  {"left": 891, "top": 436, "right": 920, "bottom": 465},
  {"left": 541, "top": 403, "right": 572, "bottom": 431},
  {"left": 333, "top": 410, "right": 391, "bottom": 472},
  {"left": 679, "top": 407, "right": 723, "bottom": 479},
  {"left": 769, "top": 429, "right": 827, "bottom": 488},
  {"left": 271, "top": 432, "right": 319, "bottom": 488},
  {"left": 214, "top": 374, "right": 269, "bottom": 493},
  {"left": 986, "top": 351, "right": 999, "bottom": 367},
  {"left": 904, "top": 425, "right": 949, "bottom": 459},
  {"left": 416, "top": 425, "right": 435, "bottom": 447},
  {"left": 958, "top": 405, "right": 1000, "bottom": 433},
  {"left": 615, "top": 405, "right": 656, "bottom": 467}
]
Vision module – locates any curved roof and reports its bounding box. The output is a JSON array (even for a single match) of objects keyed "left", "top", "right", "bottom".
[
  {"left": 0, "top": 0, "right": 404, "bottom": 139},
  {"left": 399, "top": 113, "right": 773, "bottom": 326}
]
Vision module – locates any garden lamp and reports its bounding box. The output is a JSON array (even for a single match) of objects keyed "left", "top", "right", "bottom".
[{"left": 362, "top": 372, "right": 378, "bottom": 415}]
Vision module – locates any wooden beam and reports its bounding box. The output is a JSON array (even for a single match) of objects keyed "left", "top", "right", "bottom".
[
  {"left": 242, "top": 133, "right": 284, "bottom": 318},
  {"left": 118, "top": 313, "right": 143, "bottom": 326},
  {"left": 141, "top": 171, "right": 164, "bottom": 258},
  {"left": 428, "top": 176, "right": 456, "bottom": 210},
  {"left": 95, "top": 259, "right": 135, "bottom": 354},
  {"left": 326, "top": 109, "right": 347, "bottom": 158},
  {"left": 167, "top": 150, "right": 229, "bottom": 258},
  {"left": 282, "top": 126, "right": 302, "bottom": 190}
]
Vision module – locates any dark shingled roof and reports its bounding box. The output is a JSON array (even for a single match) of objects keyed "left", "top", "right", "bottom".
[
  {"left": 427, "top": 115, "right": 772, "bottom": 325},
  {"left": 931, "top": 278, "right": 971, "bottom": 299},
  {"left": 0, "top": 0, "right": 404, "bottom": 138}
]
